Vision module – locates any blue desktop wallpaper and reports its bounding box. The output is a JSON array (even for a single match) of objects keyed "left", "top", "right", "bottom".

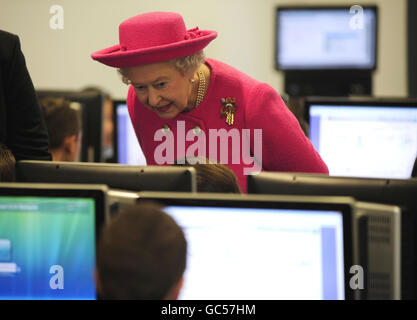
[{"left": 0, "top": 197, "right": 96, "bottom": 299}]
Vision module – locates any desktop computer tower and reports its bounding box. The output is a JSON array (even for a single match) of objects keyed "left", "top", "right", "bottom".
[{"left": 353, "top": 202, "right": 401, "bottom": 299}]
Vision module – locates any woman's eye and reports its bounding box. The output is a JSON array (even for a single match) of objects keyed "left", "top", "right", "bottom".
[
  {"left": 134, "top": 85, "right": 146, "bottom": 91},
  {"left": 155, "top": 82, "right": 166, "bottom": 89}
]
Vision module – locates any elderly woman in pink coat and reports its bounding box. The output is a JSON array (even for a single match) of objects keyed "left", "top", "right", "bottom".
[{"left": 91, "top": 12, "right": 328, "bottom": 192}]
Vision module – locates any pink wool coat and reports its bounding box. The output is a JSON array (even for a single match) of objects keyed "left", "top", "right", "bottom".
[{"left": 127, "top": 58, "right": 328, "bottom": 192}]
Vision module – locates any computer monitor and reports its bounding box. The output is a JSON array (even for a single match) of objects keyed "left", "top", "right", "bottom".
[
  {"left": 15, "top": 160, "right": 197, "bottom": 192},
  {"left": 276, "top": 6, "right": 377, "bottom": 71},
  {"left": 305, "top": 97, "right": 417, "bottom": 179},
  {"left": 0, "top": 182, "right": 108, "bottom": 300},
  {"left": 134, "top": 192, "right": 354, "bottom": 300},
  {"left": 113, "top": 101, "right": 146, "bottom": 165},
  {"left": 247, "top": 172, "right": 417, "bottom": 299},
  {"left": 36, "top": 89, "right": 104, "bottom": 162}
]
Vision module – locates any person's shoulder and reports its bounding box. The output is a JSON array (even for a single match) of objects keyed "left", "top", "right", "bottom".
[
  {"left": 0, "top": 30, "right": 19, "bottom": 47},
  {"left": 206, "top": 58, "right": 281, "bottom": 100},
  {"left": 0, "top": 30, "right": 20, "bottom": 60},
  {"left": 207, "top": 58, "right": 258, "bottom": 82},
  {"left": 206, "top": 58, "right": 265, "bottom": 95}
]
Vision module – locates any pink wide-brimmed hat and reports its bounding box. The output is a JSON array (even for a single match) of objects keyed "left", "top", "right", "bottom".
[{"left": 91, "top": 12, "right": 217, "bottom": 68}]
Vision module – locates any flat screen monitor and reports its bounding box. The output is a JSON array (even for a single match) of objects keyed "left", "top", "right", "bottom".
[
  {"left": 114, "top": 102, "right": 146, "bottom": 165},
  {"left": 305, "top": 97, "right": 417, "bottom": 179},
  {"left": 276, "top": 6, "right": 377, "bottom": 70},
  {"left": 15, "top": 160, "right": 197, "bottom": 192},
  {"left": 36, "top": 90, "right": 104, "bottom": 162},
  {"left": 247, "top": 171, "right": 417, "bottom": 299},
  {"left": 0, "top": 183, "right": 108, "bottom": 300},
  {"left": 135, "top": 192, "right": 354, "bottom": 300}
]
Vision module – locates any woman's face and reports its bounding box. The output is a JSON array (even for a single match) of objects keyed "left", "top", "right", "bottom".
[{"left": 127, "top": 61, "right": 193, "bottom": 119}]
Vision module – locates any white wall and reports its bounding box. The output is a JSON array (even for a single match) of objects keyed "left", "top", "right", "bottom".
[{"left": 0, "top": 0, "right": 407, "bottom": 99}]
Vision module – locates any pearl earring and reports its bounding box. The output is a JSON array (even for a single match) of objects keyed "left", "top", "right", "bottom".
[{"left": 190, "top": 78, "right": 195, "bottom": 83}]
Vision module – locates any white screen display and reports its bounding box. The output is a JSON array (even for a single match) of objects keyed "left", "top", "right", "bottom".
[
  {"left": 165, "top": 206, "right": 345, "bottom": 300},
  {"left": 116, "top": 104, "right": 146, "bottom": 165},
  {"left": 277, "top": 9, "right": 376, "bottom": 69},
  {"left": 310, "top": 105, "right": 417, "bottom": 178}
]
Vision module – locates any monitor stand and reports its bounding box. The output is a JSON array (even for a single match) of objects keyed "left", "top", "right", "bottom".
[{"left": 284, "top": 70, "right": 373, "bottom": 97}]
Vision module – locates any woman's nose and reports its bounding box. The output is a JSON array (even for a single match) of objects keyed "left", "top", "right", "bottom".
[{"left": 147, "top": 87, "right": 161, "bottom": 107}]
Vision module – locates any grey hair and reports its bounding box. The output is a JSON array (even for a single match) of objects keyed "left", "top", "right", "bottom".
[
  {"left": 118, "top": 50, "right": 205, "bottom": 85},
  {"left": 173, "top": 50, "right": 205, "bottom": 76}
]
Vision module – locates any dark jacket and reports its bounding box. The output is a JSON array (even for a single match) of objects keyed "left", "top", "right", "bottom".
[{"left": 0, "top": 30, "right": 51, "bottom": 161}]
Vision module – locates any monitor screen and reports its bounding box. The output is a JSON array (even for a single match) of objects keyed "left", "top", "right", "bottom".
[
  {"left": 276, "top": 7, "right": 377, "bottom": 70},
  {"left": 167, "top": 206, "right": 344, "bottom": 300},
  {"left": 308, "top": 102, "right": 417, "bottom": 179},
  {"left": 247, "top": 172, "right": 417, "bottom": 299},
  {"left": 136, "top": 192, "right": 353, "bottom": 300},
  {"left": 116, "top": 103, "right": 146, "bottom": 165},
  {"left": 0, "top": 183, "right": 107, "bottom": 300}
]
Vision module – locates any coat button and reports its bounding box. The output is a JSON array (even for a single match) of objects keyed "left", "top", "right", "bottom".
[
  {"left": 161, "top": 124, "right": 171, "bottom": 134},
  {"left": 192, "top": 126, "right": 202, "bottom": 136}
]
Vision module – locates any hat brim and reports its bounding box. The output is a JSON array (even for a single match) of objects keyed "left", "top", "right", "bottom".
[{"left": 91, "top": 30, "right": 217, "bottom": 68}]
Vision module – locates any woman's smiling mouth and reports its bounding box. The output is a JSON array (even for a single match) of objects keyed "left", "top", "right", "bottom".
[{"left": 154, "top": 103, "right": 172, "bottom": 113}]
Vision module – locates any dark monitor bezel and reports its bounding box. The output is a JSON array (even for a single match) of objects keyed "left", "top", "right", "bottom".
[
  {"left": 275, "top": 5, "right": 378, "bottom": 72},
  {"left": 247, "top": 171, "right": 417, "bottom": 204},
  {"left": 134, "top": 191, "right": 355, "bottom": 300},
  {"left": 304, "top": 96, "right": 417, "bottom": 124},
  {"left": 15, "top": 160, "right": 197, "bottom": 193}
]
